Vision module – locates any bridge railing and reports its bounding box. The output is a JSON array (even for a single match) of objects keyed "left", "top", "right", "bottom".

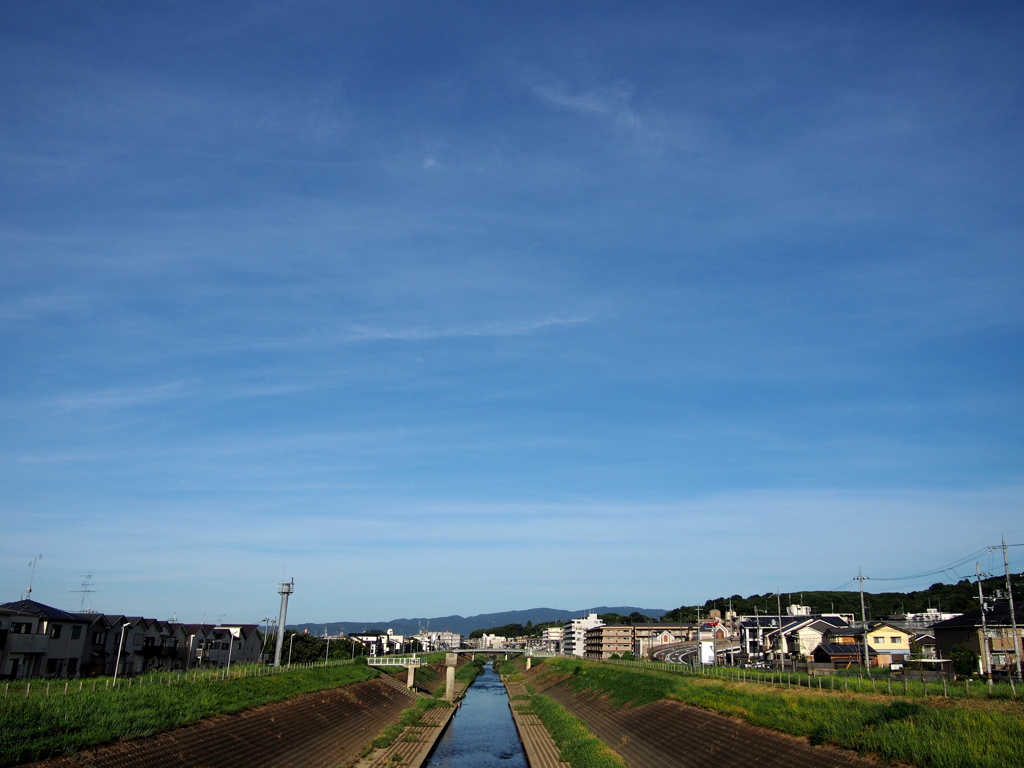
[{"left": 365, "top": 656, "right": 421, "bottom": 667}]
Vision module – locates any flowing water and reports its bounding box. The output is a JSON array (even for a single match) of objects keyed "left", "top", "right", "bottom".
[{"left": 425, "top": 662, "right": 528, "bottom": 768}]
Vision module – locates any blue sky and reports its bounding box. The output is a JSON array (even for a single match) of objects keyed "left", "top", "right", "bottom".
[{"left": 2, "top": 2, "right": 1022, "bottom": 624}]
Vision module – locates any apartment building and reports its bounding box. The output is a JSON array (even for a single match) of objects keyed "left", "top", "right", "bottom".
[
  {"left": 584, "top": 624, "right": 634, "bottom": 659},
  {"left": 562, "top": 613, "right": 603, "bottom": 657}
]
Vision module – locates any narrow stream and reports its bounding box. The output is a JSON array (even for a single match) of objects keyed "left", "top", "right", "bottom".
[{"left": 426, "top": 662, "right": 528, "bottom": 767}]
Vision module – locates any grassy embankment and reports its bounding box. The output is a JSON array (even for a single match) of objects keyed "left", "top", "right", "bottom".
[
  {"left": 0, "top": 664, "right": 380, "bottom": 767},
  {"left": 501, "top": 657, "right": 625, "bottom": 768},
  {"left": 361, "top": 695, "right": 449, "bottom": 756},
  {"left": 606, "top": 657, "right": 1020, "bottom": 701},
  {"left": 542, "top": 658, "right": 1024, "bottom": 768}
]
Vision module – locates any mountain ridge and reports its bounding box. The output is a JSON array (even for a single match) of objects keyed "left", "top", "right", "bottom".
[{"left": 289, "top": 605, "right": 668, "bottom": 637}]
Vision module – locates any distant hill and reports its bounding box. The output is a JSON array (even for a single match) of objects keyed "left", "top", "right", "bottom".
[
  {"left": 663, "top": 573, "right": 1022, "bottom": 622},
  {"left": 289, "top": 606, "right": 667, "bottom": 637}
]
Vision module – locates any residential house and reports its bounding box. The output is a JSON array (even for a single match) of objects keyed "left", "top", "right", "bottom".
[
  {"left": 0, "top": 600, "right": 93, "bottom": 678},
  {"left": 815, "top": 622, "right": 913, "bottom": 668},
  {"left": 738, "top": 616, "right": 783, "bottom": 660},
  {"left": 770, "top": 616, "right": 850, "bottom": 660},
  {"left": 931, "top": 601, "right": 1023, "bottom": 675}
]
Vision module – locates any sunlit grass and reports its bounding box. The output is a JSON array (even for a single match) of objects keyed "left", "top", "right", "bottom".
[
  {"left": 543, "top": 659, "right": 1024, "bottom": 768},
  {"left": 0, "top": 665, "right": 380, "bottom": 767}
]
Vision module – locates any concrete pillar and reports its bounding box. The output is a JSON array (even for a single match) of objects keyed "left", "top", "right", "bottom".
[
  {"left": 406, "top": 666, "right": 415, "bottom": 689},
  {"left": 446, "top": 664, "right": 456, "bottom": 702},
  {"left": 526, "top": 657, "right": 532, "bottom": 670}
]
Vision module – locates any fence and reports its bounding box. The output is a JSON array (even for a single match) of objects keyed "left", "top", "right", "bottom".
[
  {"left": 2, "top": 657, "right": 358, "bottom": 701},
  {"left": 600, "top": 657, "right": 1019, "bottom": 701}
]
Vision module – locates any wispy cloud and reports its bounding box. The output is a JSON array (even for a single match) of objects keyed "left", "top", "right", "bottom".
[
  {"left": 342, "top": 314, "right": 593, "bottom": 342},
  {"left": 54, "top": 382, "right": 191, "bottom": 411},
  {"left": 532, "top": 81, "right": 643, "bottom": 133}
]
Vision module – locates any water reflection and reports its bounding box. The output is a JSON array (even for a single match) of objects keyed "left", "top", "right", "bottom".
[{"left": 426, "top": 661, "right": 527, "bottom": 768}]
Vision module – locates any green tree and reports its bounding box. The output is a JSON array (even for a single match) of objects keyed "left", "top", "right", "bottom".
[{"left": 950, "top": 644, "right": 979, "bottom": 677}]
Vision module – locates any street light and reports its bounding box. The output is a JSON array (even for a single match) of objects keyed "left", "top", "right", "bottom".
[{"left": 113, "top": 623, "right": 131, "bottom": 685}]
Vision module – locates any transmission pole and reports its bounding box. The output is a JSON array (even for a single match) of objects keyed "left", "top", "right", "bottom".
[{"left": 1002, "top": 535, "right": 1022, "bottom": 678}]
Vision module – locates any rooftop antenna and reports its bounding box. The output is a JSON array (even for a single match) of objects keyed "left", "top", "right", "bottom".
[
  {"left": 72, "top": 574, "right": 96, "bottom": 611},
  {"left": 24, "top": 555, "right": 42, "bottom": 600}
]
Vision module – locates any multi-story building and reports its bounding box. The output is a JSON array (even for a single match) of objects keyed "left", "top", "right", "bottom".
[
  {"left": 410, "top": 630, "right": 462, "bottom": 652},
  {"left": 474, "top": 633, "right": 507, "bottom": 650},
  {"left": 584, "top": 624, "right": 633, "bottom": 659},
  {"left": 541, "top": 626, "right": 562, "bottom": 652},
  {"left": 561, "top": 613, "right": 603, "bottom": 657}
]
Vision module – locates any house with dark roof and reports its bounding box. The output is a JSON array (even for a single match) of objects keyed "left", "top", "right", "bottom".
[
  {"left": 0, "top": 600, "right": 94, "bottom": 678},
  {"left": 931, "top": 601, "right": 1023, "bottom": 676},
  {"left": 2, "top": 601, "right": 266, "bottom": 678}
]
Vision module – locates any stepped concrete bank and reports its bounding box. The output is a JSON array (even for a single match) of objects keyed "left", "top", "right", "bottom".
[{"left": 505, "top": 679, "right": 570, "bottom": 768}]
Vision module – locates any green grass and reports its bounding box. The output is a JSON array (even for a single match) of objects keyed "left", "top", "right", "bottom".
[
  {"left": 368, "top": 696, "right": 446, "bottom": 752},
  {"left": 456, "top": 659, "right": 485, "bottom": 682},
  {"left": 0, "top": 664, "right": 380, "bottom": 767},
  {"left": 528, "top": 695, "right": 627, "bottom": 768},
  {"left": 543, "top": 659, "right": 1024, "bottom": 768}
]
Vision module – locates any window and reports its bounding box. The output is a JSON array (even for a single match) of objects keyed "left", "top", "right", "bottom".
[
  {"left": 872, "top": 636, "right": 884, "bottom": 644},
  {"left": 71, "top": 626, "right": 82, "bottom": 640},
  {"left": 67, "top": 658, "right": 78, "bottom": 674},
  {"left": 49, "top": 624, "right": 62, "bottom": 639},
  {"left": 92, "top": 632, "right": 106, "bottom": 644},
  {"left": 891, "top": 636, "right": 901, "bottom": 644},
  {"left": 132, "top": 633, "right": 143, "bottom": 647},
  {"left": 11, "top": 622, "right": 31, "bottom": 634}
]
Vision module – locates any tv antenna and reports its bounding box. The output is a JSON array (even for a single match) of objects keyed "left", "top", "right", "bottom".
[
  {"left": 24, "top": 555, "right": 42, "bottom": 600},
  {"left": 72, "top": 574, "right": 97, "bottom": 611}
]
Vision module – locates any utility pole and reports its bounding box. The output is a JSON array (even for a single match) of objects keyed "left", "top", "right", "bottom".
[
  {"left": 274, "top": 578, "right": 294, "bottom": 667},
  {"left": 856, "top": 568, "right": 870, "bottom": 674},
  {"left": 728, "top": 597, "right": 735, "bottom": 667},
  {"left": 976, "top": 562, "right": 993, "bottom": 688},
  {"left": 776, "top": 591, "right": 784, "bottom": 670},
  {"left": 1002, "top": 535, "right": 1023, "bottom": 679}
]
